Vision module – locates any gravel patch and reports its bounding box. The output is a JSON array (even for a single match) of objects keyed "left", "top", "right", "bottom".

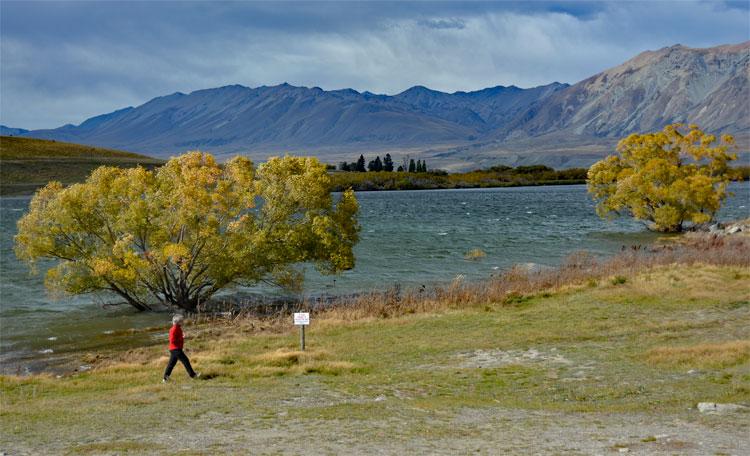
[{"left": 453, "top": 348, "right": 574, "bottom": 368}]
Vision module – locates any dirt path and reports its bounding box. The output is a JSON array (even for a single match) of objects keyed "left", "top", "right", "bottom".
[{"left": 4, "top": 401, "right": 748, "bottom": 455}]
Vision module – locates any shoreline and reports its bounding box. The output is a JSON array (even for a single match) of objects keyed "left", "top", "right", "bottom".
[
  {"left": 4, "top": 227, "right": 747, "bottom": 378},
  {"left": 329, "top": 178, "right": 588, "bottom": 193}
]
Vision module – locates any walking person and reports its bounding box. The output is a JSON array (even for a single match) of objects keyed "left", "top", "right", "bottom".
[{"left": 163, "top": 314, "right": 200, "bottom": 382}]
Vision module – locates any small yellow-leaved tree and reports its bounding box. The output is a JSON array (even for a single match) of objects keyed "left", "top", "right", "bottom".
[
  {"left": 15, "top": 152, "right": 360, "bottom": 311},
  {"left": 587, "top": 124, "right": 736, "bottom": 232}
]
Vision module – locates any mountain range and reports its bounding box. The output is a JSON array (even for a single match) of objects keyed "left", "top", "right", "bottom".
[
  {"left": 0, "top": 126, "right": 29, "bottom": 136},
  {"left": 4, "top": 41, "right": 748, "bottom": 170}
]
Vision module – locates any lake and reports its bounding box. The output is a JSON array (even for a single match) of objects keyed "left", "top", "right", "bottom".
[{"left": 1, "top": 183, "right": 748, "bottom": 373}]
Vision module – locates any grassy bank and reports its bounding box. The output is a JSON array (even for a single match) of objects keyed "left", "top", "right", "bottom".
[
  {"left": 1, "top": 234, "right": 749, "bottom": 454},
  {"left": 0, "top": 136, "right": 164, "bottom": 196}
]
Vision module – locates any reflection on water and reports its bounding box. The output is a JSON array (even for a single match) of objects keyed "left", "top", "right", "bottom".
[{"left": 1, "top": 183, "right": 748, "bottom": 372}]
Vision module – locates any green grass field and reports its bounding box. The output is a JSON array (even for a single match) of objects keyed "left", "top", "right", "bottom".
[
  {"left": 0, "top": 136, "right": 164, "bottom": 196},
  {"left": 2, "top": 263, "right": 748, "bottom": 454}
]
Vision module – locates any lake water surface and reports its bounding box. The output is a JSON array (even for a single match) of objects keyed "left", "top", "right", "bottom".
[{"left": 1, "top": 183, "right": 748, "bottom": 373}]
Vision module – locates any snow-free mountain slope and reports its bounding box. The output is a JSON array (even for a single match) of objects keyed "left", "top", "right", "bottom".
[
  {"left": 17, "top": 42, "right": 749, "bottom": 168},
  {"left": 502, "top": 42, "right": 750, "bottom": 139}
]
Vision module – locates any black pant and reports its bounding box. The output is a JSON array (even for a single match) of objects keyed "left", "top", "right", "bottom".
[{"left": 163, "top": 349, "right": 196, "bottom": 379}]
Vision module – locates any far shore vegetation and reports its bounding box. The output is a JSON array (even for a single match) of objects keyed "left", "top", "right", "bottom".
[
  {"left": 2, "top": 135, "right": 748, "bottom": 196},
  {"left": 328, "top": 163, "right": 592, "bottom": 191}
]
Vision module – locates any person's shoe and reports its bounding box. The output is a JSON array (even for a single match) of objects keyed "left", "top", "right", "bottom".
[
  {"left": 192, "top": 372, "right": 201, "bottom": 379},
  {"left": 162, "top": 377, "right": 169, "bottom": 383}
]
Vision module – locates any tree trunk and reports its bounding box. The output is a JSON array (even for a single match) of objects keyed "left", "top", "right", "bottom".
[
  {"left": 109, "top": 285, "right": 152, "bottom": 311},
  {"left": 175, "top": 297, "right": 199, "bottom": 313}
]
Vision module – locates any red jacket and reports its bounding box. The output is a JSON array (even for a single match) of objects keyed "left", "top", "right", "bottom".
[{"left": 169, "top": 324, "right": 184, "bottom": 350}]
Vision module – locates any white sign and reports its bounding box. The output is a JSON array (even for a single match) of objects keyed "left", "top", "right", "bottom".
[{"left": 293, "top": 312, "right": 310, "bottom": 326}]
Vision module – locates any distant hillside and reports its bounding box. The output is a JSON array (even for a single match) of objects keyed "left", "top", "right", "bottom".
[
  {"left": 18, "top": 83, "right": 567, "bottom": 165},
  {"left": 0, "top": 125, "right": 29, "bottom": 136},
  {"left": 0, "top": 136, "right": 163, "bottom": 196},
  {"left": 15, "top": 41, "right": 749, "bottom": 169}
]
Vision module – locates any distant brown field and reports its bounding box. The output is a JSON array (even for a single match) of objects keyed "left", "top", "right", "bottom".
[{"left": 0, "top": 136, "right": 164, "bottom": 196}]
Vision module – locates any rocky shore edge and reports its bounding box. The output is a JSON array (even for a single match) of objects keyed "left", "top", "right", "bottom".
[{"left": 688, "top": 218, "right": 749, "bottom": 236}]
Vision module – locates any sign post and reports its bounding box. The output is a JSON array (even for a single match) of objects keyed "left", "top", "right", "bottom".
[{"left": 293, "top": 312, "right": 310, "bottom": 351}]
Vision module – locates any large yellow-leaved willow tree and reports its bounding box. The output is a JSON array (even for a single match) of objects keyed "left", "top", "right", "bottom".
[
  {"left": 15, "top": 152, "right": 360, "bottom": 311},
  {"left": 587, "top": 124, "right": 736, "bottom": 232}
]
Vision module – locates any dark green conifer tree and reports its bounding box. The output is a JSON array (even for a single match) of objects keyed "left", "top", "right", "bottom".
[
  {"left": 356, "top": 154, "right": 366, "bottom": 172},
  {"left": 367, "top": 157, "right": 383, "bottom": 172},
  {"left": 408, "top": 159, "right": 416, "bottom": 173},
  {"left": 383, "top": 153, "right": 394, "bottom": 172}
]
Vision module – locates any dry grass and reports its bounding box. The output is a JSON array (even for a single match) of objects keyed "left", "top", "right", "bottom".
[
  {"left": 645, "top": 340, "right": 750, "bottom": 368},
  {"left": 247, "top": 348, "right": 357, "bottom": 376},
  {"left": 141, "top": 347, "right": 363, "bottom": 380},
  {"left": 252, "top": 348, "right": 330, "bottom": 366},
  {"left": 283, "top": 233, "right": 750, "bottom": 322}
]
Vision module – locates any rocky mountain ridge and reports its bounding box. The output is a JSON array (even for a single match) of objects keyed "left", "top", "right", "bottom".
[{"left": 12, "top": 41, "right": 749, "bottom": 169}]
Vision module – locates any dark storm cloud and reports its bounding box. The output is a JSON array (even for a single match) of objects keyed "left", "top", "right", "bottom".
[
  {"left": 1, "top": 1, "right": 748, "bottom": 129},
  {"left": 418, "top": 18, "right": 466, "bottom": 30}
]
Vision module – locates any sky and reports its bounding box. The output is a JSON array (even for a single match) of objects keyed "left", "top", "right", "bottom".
[{"left": 1, "top": 1, "right": 748, "bottom": 130}]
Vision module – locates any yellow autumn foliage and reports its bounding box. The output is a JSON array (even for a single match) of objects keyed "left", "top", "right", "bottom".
[
  {"left": 587, "top": 124, "right": 736, "bottom": 232},
  {"left": 15, "top": 152, "right": 360, "bottom": 311}
]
